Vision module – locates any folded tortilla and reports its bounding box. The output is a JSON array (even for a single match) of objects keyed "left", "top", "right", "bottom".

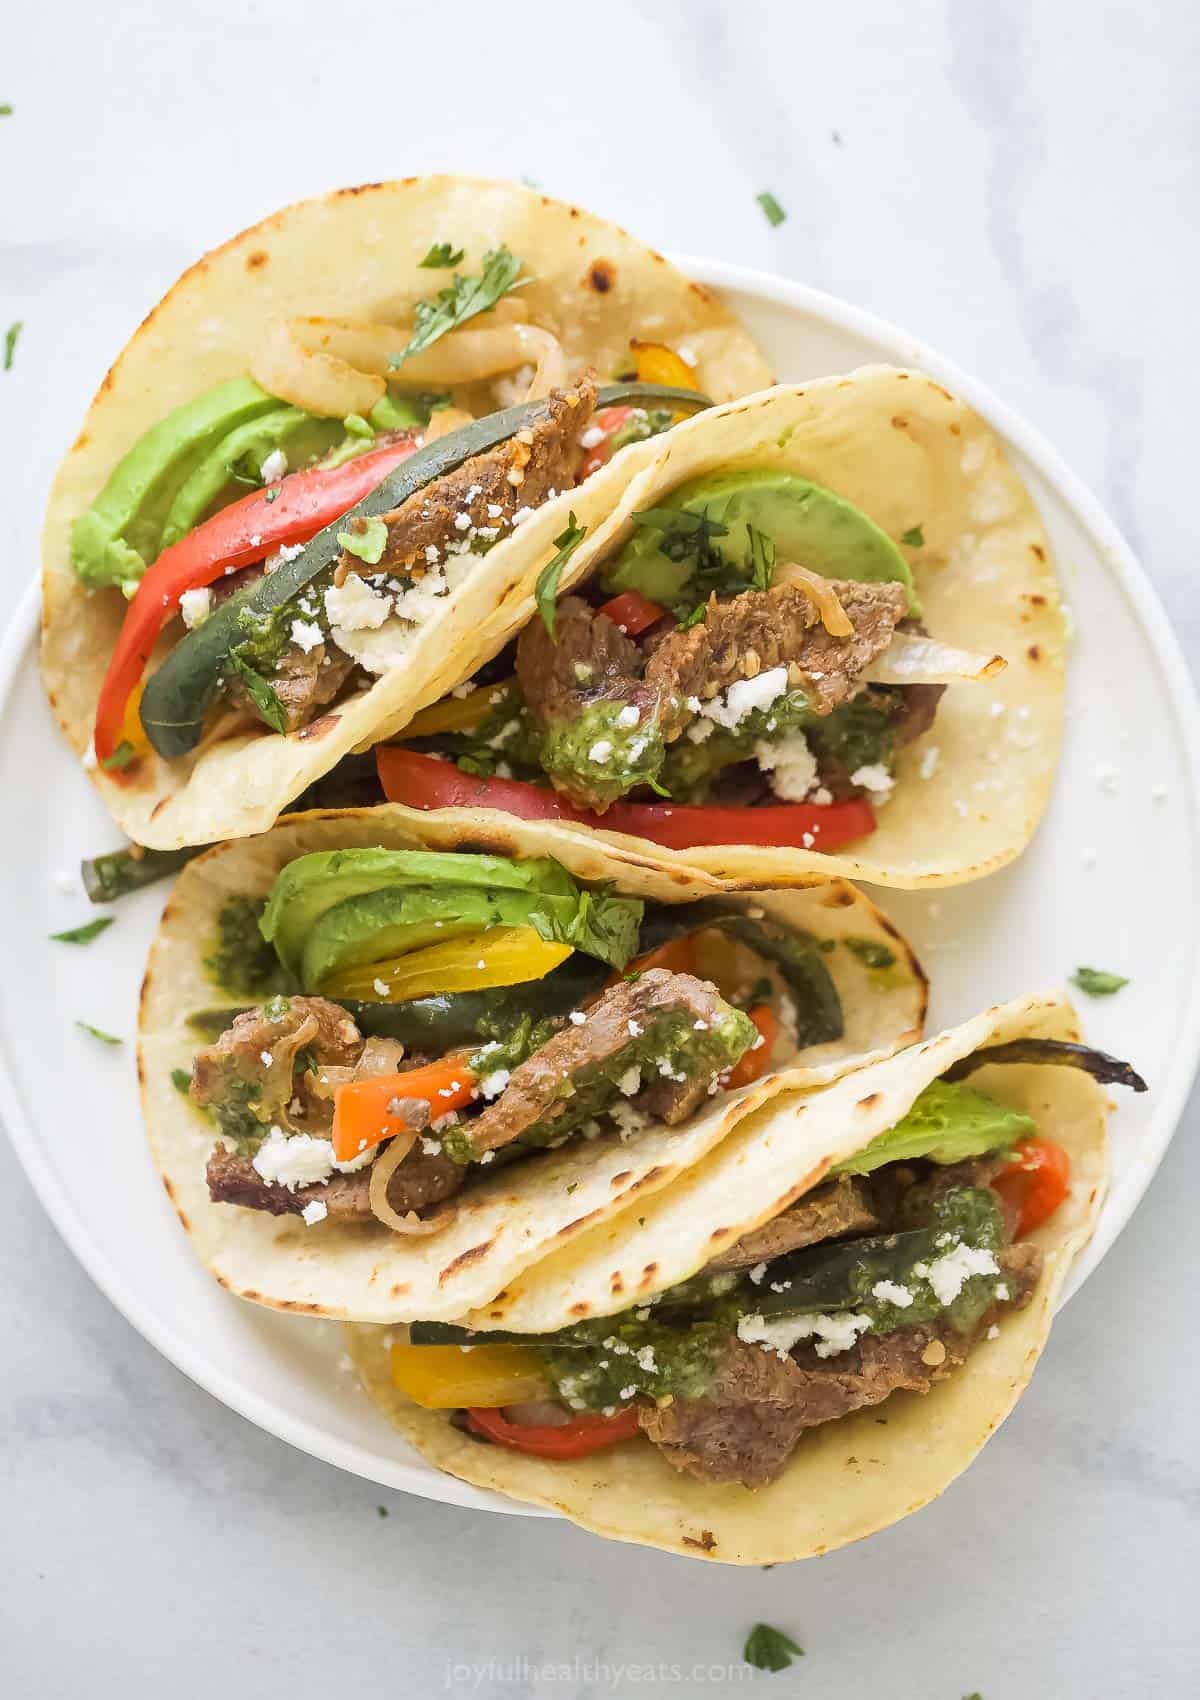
[
  {"left": 138, "top": 806, "right": 925, "bottom": 1322},
  {"left": 42, "top": 176, "right": 772, "bottom": 850},
  {"left": 375, "top": 365, "right": 1065, "bottom": 887},
  {"left": 346, "top": 994, "right": 1107, "bottom": 1561}
]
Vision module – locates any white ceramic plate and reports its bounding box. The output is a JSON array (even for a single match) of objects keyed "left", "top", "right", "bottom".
[{"left": 3, "top": 258, "right": 1198, "bottom": 1520}]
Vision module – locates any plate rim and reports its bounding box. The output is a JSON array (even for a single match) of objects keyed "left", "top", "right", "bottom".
[{"left": 3, "top": 254, "right": 1198, "bottom": 1511}]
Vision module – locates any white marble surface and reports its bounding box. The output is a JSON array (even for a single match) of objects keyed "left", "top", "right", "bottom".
[{"left": 3, "top": 2, "right": 1199, "bottom": 1694}]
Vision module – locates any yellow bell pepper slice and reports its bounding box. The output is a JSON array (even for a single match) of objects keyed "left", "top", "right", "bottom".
[
  {"left": 631, "top": 339, "right": 701, "bottom": 393},
  {"left": 399, "top": 679, "right": 514, "bottom": 740},
  {"left": 391, "top": 1341, "right": 550, "bottom": 1409},
  {"left": 321, "top": 925, "right": 572, "bottom": 1002},
  {"left": 118, "top": 680, "right": 153, "bottom": 761}
]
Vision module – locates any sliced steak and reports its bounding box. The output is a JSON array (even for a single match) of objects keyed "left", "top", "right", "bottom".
[
  {"left": 361, "top": 376, "right": 597, "bottom": 578},
  {"left": 191, "top": 996, "right": 362, "bottom": 1137},
  {"left": 516, "top": 593, "right": 649, "bottom": 730},
  {"left": 644, "top": 579, "right": 909, "bottom": 723},
  {"left": 461, "top": 969, "right": 745, "bottom": 1159},
  {"left": 641, "top": 1256, "right": 1041, "bottom": 1488},
  {"left": 224, "top": 639, "right": 357, "bottom": 735},
  {"left": 707, "top": 1177, "right": 880, "bottom": 1272},
  {"left": 205, "top": 1143, "right": 464, "bottom": 1222}
]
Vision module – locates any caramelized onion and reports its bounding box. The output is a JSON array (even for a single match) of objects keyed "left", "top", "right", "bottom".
[
  {"left": 775, "top": 562, "right": 853, "bottom": 636},
  {"left": 368, "top": 1130, "right": 455, "bottom": 1235},
  {"left": 866, "top": 632, "right": 1007, "bottom": 685}
]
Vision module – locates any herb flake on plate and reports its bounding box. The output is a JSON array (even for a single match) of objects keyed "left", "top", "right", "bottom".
[
  {"left": 1071, "top": 966, "right": 1129, "bottom": 997},
  {"left": 743, "top": 1623, "right": 804, "bottom": 1672},
  {"left": 756, "top": 191, "right": 787, "bottom": 228},
  {"left": 76, "top": 1020, "right": 122, "bottom": 1046},
  {"left": 4, "top": 321, "right": 21, "bottom": 370},
  {"left": 51, "top": 916, "right": 114, "bottom": 945}
]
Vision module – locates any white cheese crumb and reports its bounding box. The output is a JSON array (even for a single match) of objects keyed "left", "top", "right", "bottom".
[
  {"left": 588, "top": 739, "right": 614, "bottom": 764},
  {"left": 986, "top": 1324, "right": 1001, "bottom": 1340},
  {"left": 921, "top": 1242, "right": 1000, "bottom": 1306},
  {"left": 568, "top": 1011, "right": 586, "bottom": 1026},
  {"left": 1096, "top": 763, "right": 1120, "bottom": 795},
  {"left": 748, "top": 1262, "right": 768, "bottom": 1285},
  {"left": 420, "top": 1138, "right": 441, "bottom": 1156},
  {"left": 919, "top": 744, "right": 940, "bottom": 780},
  {"left": 627, "top": 1020, "right": 642, "bottom": 1037},
  {"left": 755, "top": 730, "right": 818, "bottom": 801},
  {"left": 619, "top": 1385, "right": 637, "bottom": 1401},
  {"left": 486, "top": 503, "right": 504, "bottom": 519},
  {"left": 616, "top": 705, "right": 640, "bottom": 729},
  {"left": 871, "top": 1279, "right": 914, "bottom": 1308},
  {"left": 300, "top": 1199, "right": 328, "bottom": 1227},
  {"left": 259, "top": 1050, "right": 273, "bottom": 1067},
  {"left": 290, "top": 618, "right": 324, "bottom": 653},
  {"left": 700, "top": 666, "right": 789, "bottom": 731},
  {"left": 373, "top": 978, "right": 390, "bottom": 996},
  {"left": 479, "top": 1069, "right": 511, "bottom": 1100},
  {"left": 180, "top": 587, "right": 212, "bottom": 629},
  {"left": 635, "top": 1345, "right": 658, "bottom": 1373},
  {"left": 278, "top": 542, "right": 305, "bottom": 563},
  {"left": 324, "top": 573, "right": 393, "bottom": 631},
  {"left": 617, "top": 1065, "right": 642, "bottom": 1097},
  {"left": 53, "top": 869, "right": 77, "bottom": 894},
  {"left": 580, "top": 425, "right": 606, "bottom": 449},
  {"left": 738, "top": 1310, "right": 873, "bottom": 1360},
  {"left": 251, "top": 1128, "right": 337, "bottom": 1190},
  {"left": 260, "top": 448, "right": 288, "bottom": 484},
  {"left": 850, "top": 763, "right": 895, "bottom": 802}
]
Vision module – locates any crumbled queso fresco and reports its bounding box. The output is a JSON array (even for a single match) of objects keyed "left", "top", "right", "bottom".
[
  {"left": 250, "top": 1127, "right": 374, "bottom": 1188},
  {"left": 697, "top": 666, "right": 789, "bottom": 732},
  {"left": 738, "top": 1310, "right": 873, "bottom": 1360}
]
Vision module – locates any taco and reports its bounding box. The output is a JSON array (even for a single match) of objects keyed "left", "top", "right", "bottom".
[
  {"left": 345, "top": 995, "right": 1144, "bottom": 1561},
  {"left": 138, "top": 807, "right": 925, "bottom": 1322},
  {"left": 42, "top": 176, "right": 771, "bottom": 850},
  {"left": 369, "top": 366, "right": 1065, "bottom": 887}
]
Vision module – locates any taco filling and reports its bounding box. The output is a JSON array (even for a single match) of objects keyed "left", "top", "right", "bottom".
[
  {"left": 387, "top": 1041, "right": 1143, "bottom": 1485},
  {"left": 184, "top": 847, "right": 883, "bottom": 1238},
  {"left": 376, "top": 465, "right": 1005, "bottom": 854}
]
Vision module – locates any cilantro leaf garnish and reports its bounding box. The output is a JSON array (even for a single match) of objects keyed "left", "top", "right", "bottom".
[
  {"left": 535, "top": 513, "right": 587, "bottom": 639},
  {"left": 51, "top": 916, "right": 114, "bottom": 945},
  {"left": 1071, "top": 966, "right": 1129, "bottom": 997},
  {"left": 228, "top": 450, "right": 264, "bottom": 489},
  {"left": 419, "top": 242, "right": 465, "bottom": 269},
  {"left": 171, "top": 1067, "right": 192, "bottom": 1094},
  {"left": 101, "top": 741, "right": 138, "bottom": 772},
  {"left": 4, "top": 321, "right": 22, "bottom": 370},
  {"left": 743, "top": 1623, "right": 804, "bottom": 1671},
  {"left": 337, "top": 515, "right": 388, "bottom": 565},
  {"left": 390, "top": 247, "right": 526, "bottom": 369},
  {"left": 0, "top": 104, "right": 12, "bottom": 117},
  {"left": 227, "top": 652, "right": 287, "bottom": 733},
  {"left": 747, "top": 523, "right": 776, "bottom": 590},
  {"left": 900, "top": 524, "right": 925, "bottom": 547},
  {"left": 76, "top": 1020, "right": 122, "bottom": 1046},
  {"left": 756, "top": 191, "right": 787, "bottom": 228}
]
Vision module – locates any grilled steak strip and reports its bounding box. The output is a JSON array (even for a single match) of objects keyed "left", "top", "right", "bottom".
[
  {"left": 205, "top": 1144, "right": 464, "bottom": 1222},
  {"left": 707, "top": 1176, "right": 880, "bottom": 1271}
]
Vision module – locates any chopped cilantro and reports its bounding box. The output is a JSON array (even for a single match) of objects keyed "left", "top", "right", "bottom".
[
  {"left": 747, "top": 523, "right": 776, "bottom": 591},
  {"left": 171, "top": 1068, "right": 192, "bottom": 1095},
  {"left": 101, "top": 741, "right": 137, "bottom": 772},
  {"left": 1071, "top": 966, "right": 1129, "bottom": 997},
  {"left": 534, "top": 513, "right": 587, "bottom": 639},
  {"left": 337, "top": 515, "right": 388, "bottom": 565},
  {"left": 376, "top": 1504, "right": 389, "bottom": 1518},
  {"left": 565, "top": 1181, "right": 579, "bottom": 1195},
  {"left": 419, "top": 242, "right": 464, "bottom": 269},
  {"left": 743, "top": 1623, "right": 803, "bottom": 1671},
  {"left": 900, "top": 524, "right": 925, "bottom": 547},
  {"left": 264, "top": 487, "right": 280, "bottom": 503},
  {"left": 756, "top": 192, "right": 787, "bottom": 228},
  {"left": 50, "top": 916, "right": 114, "bottom": 945},
  {"left": 4, "top": 321, "right": 22, "bottom": 370},
  {"left": 390, "top": 247, "right": 526, "bottom": 368},
  {"left": 228, "top": 450, "right": 264, "bottom": 489},
  {"left": 226, "top": 652, "right": 287, "bottom": 734},
  {"left": 0, "top": 104, "right": 12, "bottom": 116},
  {"left": 76, "top": 1021, "right": 122, "bottom": 1046},
  {"left": 844, "top": 937, "right": 896, "bottom": 971}
]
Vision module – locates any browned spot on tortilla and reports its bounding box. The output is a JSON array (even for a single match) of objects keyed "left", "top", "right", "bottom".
[
  {"left": 891, "top": 415, "right": 908, "bottom": 429},
  {"left": 246, "top": 250, "right": 268, "bottom": 270},
  {"left": 162, "top": 1175, "right": 178, "bottom": 1203},
  {"left": 1031, "top": 543, "right": 1046, "bottom": 561},
  {"left": 610, "top": 1273, "right": 624, "bottom": 1294},
  {"left": 610, "top": 1171, "right": 632, "bottom": 1188},
  {"left": 628, "top": 1165, "right": 666, "bottom": 1193},
  {"left": 929, "top": 382, "right": 955, "bottom": 402},
  {"left": 682, "top": 1529, "right": 717, "bottom": 1551},
  {"left": 569, "top": 207, "right": 580, "bottom": 218},
  {"left": 949, "top": 423, "right": 961, "bottom": 435},
  {"left": 556, "top": 1209, "right": 601, "bottom": 1237},
  {"left": 641, "top": 1261, "right": 659, "bottom": 1283},
  {"left": 858, "top": 1092, "right": 881, "bottom": 1111},
  {"left": 242, "top": 1289, "right": 262, "bottom": 1303},
  {"left": 896, "top": 373, "right": 910, "bottom": 381},
  {"left": 875, "top": 914, "right": 902, "bottom": 940},
  {"left": 334, "top": 182, "right": 384, "bottom": 198},
  {"left": 73, "top": 431, "right": 90, "bottom": 450},
  {"left": 390, "top": 1283, "right": 410, "bottom": 1297},
  {"left": 708, "top": 1225, "right": 729, "bottom": 1242},
  {"left": 1024, "top": 592, "right": 1047, "bottom": 607},
  {"left": 149, "top": 795, "right": 171, "bottom": 821},
  {"left": 274, "top": 1298, "right": 325, "bottom": 1315},
  {"left": 588, "top": 259, "right": 615, "bottom": 293},
  {"left": 135, "top": 1053, "right": 146, "bottom": 1088},
  {"left": 569, "top": 1302, "right": 591, "bottom": 1316},
  {"left": 1027, "top": 644, "right": 1042, "bottom": 662},
  {"left": 437, "top": 1240, "right": 496, "bottom": 1283},
  {"left": 298, "top": 713, "right": 340, "bottom": 741},
  {"left": 822, "top": 888, "right": 855, "bottom": 907}
]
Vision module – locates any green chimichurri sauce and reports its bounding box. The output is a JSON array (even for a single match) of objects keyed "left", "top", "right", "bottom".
[{"left": 205, "top": 897, "right": 293, "bottom": 998}]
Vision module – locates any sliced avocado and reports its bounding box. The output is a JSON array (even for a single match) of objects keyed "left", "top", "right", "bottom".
[
  {"left": 601, "top": 468, "right": 918, "bottom": 614},
  {"left": 159, "top": 408, "right": 342, "bottom": 548},
  {"left": 69, "top": 377, "right": 278, "bottom": 590},
  {"left": 261, "top": 848, "right": 579, "bottom": 979},
  {"left": 301, "top": 885, "right": 583, "bottom": 988},
  {"left": 369, "top": 391, "right": 443, "bottom": 431}
]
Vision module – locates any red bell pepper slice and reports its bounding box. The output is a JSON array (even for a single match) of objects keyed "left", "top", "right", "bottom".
[
  {"left": 376, "top": 747, "right": 877, "bottom": 853},
  {"left": 597, "top": 590, "right": 667, "bottom": 639},
  {"left": 722, "top": 1003, "right": 780, "bottom": 1091},
  {"left": 992, "top": 1136, "right": 1071, "bottom": 1237},
  {"left": 93, "top": 435, "right": 419, "bottom": 765},
  {"left": 466, "top": 1402, "right": 642, "bottom": 1458}
]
